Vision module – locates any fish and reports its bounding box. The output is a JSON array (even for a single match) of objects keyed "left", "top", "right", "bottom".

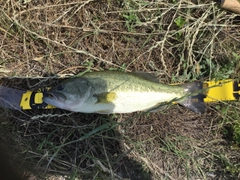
[{"left": 43, "top": 71, "right": 206, "bottom": 114}]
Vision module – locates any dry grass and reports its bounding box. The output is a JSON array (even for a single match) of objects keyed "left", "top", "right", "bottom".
[{"left": 0, "top": 0, "right": 240, "bottom": 179}]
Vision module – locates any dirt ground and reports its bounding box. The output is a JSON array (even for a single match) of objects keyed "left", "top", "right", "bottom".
[{"left": 0, "top": 0, "right": 240, "bottom": 179}]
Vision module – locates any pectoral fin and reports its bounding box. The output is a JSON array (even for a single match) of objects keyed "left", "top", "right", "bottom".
[{"left": 95, "top": 92, "right": 116, "bottom": 103}]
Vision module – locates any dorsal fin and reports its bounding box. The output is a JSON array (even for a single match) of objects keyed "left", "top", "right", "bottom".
[{"left": 131, "top": 72, "right": 159, "bottom": 83}]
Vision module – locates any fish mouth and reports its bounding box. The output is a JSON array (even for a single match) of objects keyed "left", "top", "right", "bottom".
[
  {"left": 44, "top": 91, "right": 66, "bottom": 102},
  {"left": 46, "top": 92, "right": 58, "bottom": 100}
]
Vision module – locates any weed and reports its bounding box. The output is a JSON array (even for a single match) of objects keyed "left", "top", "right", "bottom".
[
  {"left": 219, "top": 103, "right": 240, "bottom": 146},
  {"left": 121, "top": 1, "right": 141, "bottom": 32},
  {"left": 82, "top": 60, "right": 94, "bottom": 71},
  {"left": 108, "top": 63, "right": 126, "bottom": 71},
  {"left": 175, "top": 53, "right": 238, "bottom": 82},
  {"left": 174, "top": 16, "right": 186, "bottom": 29},
  {"left": 123, "top": 12, "right": 140, "bottom": 32}
]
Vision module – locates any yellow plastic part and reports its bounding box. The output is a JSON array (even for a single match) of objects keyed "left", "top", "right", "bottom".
[
  {"left": 20, "top": 90, "right": 32, "bottom": 110},
  {"left": 34, "top": 92, "right": 43, "bottom": 104},
  {"left": 20, "top": 88, "right": 55, "bottom": 110},
  {"left": 203, "top": 79, "right": 238, "bottom": 102}
]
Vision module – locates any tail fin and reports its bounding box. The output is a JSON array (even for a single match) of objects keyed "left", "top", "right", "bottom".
[{"left": 178, "top": 82, "right": 206, "bottom": 114}]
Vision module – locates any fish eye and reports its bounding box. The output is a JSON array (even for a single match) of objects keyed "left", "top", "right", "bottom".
[{"left": 57, "top": 85, "right": 64, "bottom": 91}]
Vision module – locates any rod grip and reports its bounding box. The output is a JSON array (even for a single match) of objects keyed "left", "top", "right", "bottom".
[{"left": 221, "top": 0, "right": 240, "bottom": 14}]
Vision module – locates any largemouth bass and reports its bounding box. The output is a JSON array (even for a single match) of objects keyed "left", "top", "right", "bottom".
[{"left": 43, "top": 71, "right": 205, "bottom": 114}]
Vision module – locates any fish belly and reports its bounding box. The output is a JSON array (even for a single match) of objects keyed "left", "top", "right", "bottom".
[{"left": 111, "top": 91, "right": 178, "bottom": 113}]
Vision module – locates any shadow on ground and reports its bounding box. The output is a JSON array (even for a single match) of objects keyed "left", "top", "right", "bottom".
[{"left": 0, "top": 78, "right": 153, "bottom": 180}]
